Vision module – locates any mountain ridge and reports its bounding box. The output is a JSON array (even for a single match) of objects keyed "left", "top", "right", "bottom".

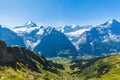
[{"left": 0, "top": 19, "right": 120, "bottom": 58}]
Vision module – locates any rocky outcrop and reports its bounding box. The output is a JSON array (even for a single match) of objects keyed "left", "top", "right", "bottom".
[{"left": 0, "top": 40, "right": 14, "bottom": 64}]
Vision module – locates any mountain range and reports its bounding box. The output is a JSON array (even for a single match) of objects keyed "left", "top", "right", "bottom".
[
  {"left": 0, "top": 19, "right": 120, "bottom": 58},
  {"left": 0, "top": 19, "right": 120, "bottom": 80}
]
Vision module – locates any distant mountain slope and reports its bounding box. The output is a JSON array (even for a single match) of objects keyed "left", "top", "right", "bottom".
[
  {"left": 34, "top": 28, "right": 78, "bottom": 57},
  {"left": 78, "top": 19, "right": 120, "bottom": 56},
  {"left": 12, "top": 21, "right": 42, "bottom": 49},
  {"left": 57, "top": 25, "right": 93, "bottom": 50},
  {"left": 0, "top": 25, "right": 25, "bottom": 47}
]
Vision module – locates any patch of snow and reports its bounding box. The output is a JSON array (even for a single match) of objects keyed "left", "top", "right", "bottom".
[
  {"left": 58, "top": 26, "right": 65, "bottom": 33},
  {"left": 102, "top": 32, "right": 120, "bottom": 42},
  {"left": 1, "top": 25, "right": 7, "bottom": 28},
  {"left": 36, "top": 29, "right": 44, "bottom": 35},
  {"left": 108, "top": 19, "right": 113, "bottom": 24},
  {"left": 25, "top": 40, "right": 40, "bottom": 50},
  {"left": 109, "top": 33, "right": 120, "bottom": 42},
  {"left": 12, "top": 26, "right": 40, "bottom": 34},
  {"left": 25, "top": 21, "right": 33, "bottom": 25},
  {"left": 71, "top": 34, "right": 87, "bottom": 50},
  {"left": 71, "top": 24, "right": 77, "bottom": 28},
  {"left": 103, "top": 36, "right": 110, "bottom": 42},
  {"left": 72, "top": 42, "right": 80, "bottom": 50},
  {"left": 65, "top": 29, "right": 90, "bottom": 38}
]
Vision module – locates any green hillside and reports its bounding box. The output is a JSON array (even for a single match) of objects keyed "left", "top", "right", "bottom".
[
  {"left": 0, "top": 40, "right": 60, "bottom": 80},
  {"left": 75, "top": 54, "right": 120, "bottom": 80},
  {"left": 1, "top": 40, "right": 120, "bottom": 80},
  {"left": 48, "top": 54, "right": 120, "bottom": 80}
]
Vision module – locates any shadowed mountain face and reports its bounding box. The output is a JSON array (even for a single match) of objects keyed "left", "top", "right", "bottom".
[
  {"left": 34, "top": 28, "right": 78, "bottom": 57},
  {"left": 0, "top": 25, "right": 25, "bottom": 47}
]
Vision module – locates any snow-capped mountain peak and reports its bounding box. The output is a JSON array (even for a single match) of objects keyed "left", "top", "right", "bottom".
[
  {"left": 12, "top": 21, "right": 40, "bottom": 35},
  {"left": 71, "top": 24, "right": 77, "bottom": 28},
  {"left": 8, "top": 19, "right": 120, "bottom": 57},
  {"left": 24, "top": 21, "right": 37, "bottom": 27},
  {"left": 102, "top": 19, "right": 119, "bottom": 26},
  {"left": 108, "top": 19, "right": 114, "bottom": 24},
  {"left": 107, "top": 19, "right": 119, "bottom": 24}
]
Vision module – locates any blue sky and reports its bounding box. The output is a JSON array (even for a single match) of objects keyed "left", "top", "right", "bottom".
[{"left": 0, "top": 0, "right": 120, "bottom": 27}]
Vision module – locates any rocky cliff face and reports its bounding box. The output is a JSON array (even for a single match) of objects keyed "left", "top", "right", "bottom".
[{"left": 0, "top": 40, "right": 15, "bottom": 64}]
